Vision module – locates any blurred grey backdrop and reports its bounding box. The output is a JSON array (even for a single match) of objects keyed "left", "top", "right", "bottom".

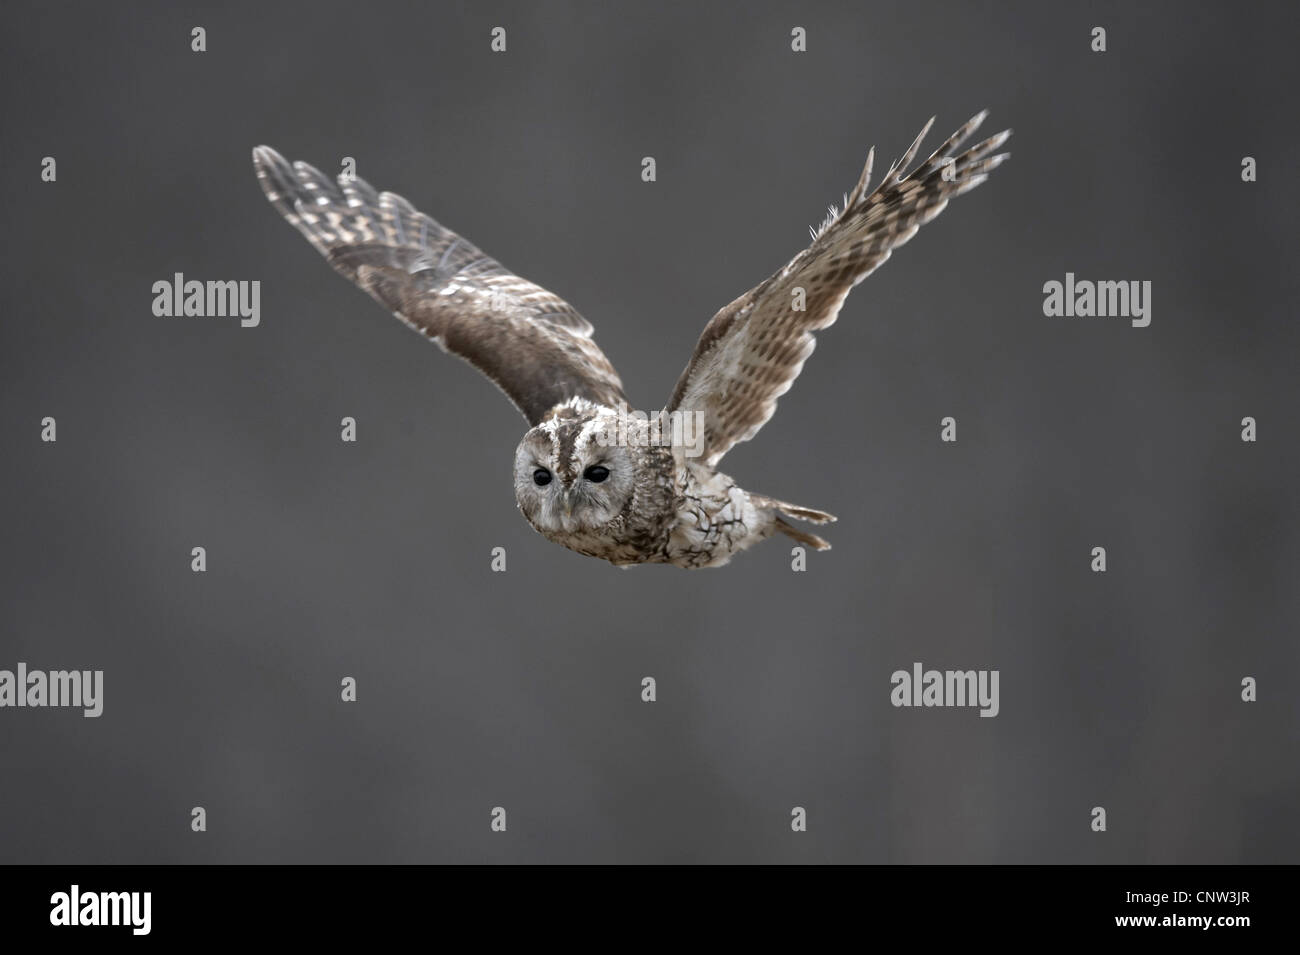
[{"left": 1, "top": 0, "right": 1297, "bottom": 863}]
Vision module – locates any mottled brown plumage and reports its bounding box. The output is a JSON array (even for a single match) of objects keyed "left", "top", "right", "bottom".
[
  {"left": 253, "top": 146, "right": 625, "bottom": 424},
  {"left": 252, "top": 111, "right": 1010, "bottom": 567},
  {"left": 667, "top": 111, "right": 1010, "bottom": 466}
]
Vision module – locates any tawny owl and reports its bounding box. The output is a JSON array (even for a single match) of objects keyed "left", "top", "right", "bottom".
[{"left": 253, "top": 111, "right": 1010, "bottom": 567}]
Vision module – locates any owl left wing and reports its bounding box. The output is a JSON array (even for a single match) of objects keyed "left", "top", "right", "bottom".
[
  {"left": 665, "top": 112, "right": 1010, "bottom": 466},
  {"left": 253, "top": 146, "right": 627, "bottom": 425}
]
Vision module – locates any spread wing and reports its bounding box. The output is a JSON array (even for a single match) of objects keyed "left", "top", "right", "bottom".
[
  {"left": 666, "top": 112, "right": 1011, "bottom": 465},
  {"left": 252, "top": 146, "right": 627, "bottom": 425}
]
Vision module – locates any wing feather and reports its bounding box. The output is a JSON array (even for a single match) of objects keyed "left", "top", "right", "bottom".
[
  {"left": 666, "top": 112, "right": 1011, "bottom": 465},
  {"left": 253, "top": 146, "right": 626, "bottom": 424}
]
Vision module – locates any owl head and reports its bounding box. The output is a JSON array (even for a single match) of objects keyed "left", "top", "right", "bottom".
[{"left": 513, "top": 407, "right": 640, "bottom": 535}]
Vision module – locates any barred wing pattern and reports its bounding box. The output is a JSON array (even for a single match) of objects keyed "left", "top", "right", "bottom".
[
  {"left": 253, "top": 146, "right": 627, "bottom": 425},
  {"left": 667, "top": 112, "right": 1011, "bottom": 466}
]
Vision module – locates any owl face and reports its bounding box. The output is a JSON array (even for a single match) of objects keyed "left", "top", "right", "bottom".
[{"left": 514, "top": 411, "right": 637, "bottom": 535}]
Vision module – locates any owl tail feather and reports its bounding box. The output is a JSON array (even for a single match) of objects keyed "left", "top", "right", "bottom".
[
  {"left": 755, "top": 494, "right": 836, "bottom": 551},
  {"left": 774, "top": 517, "right": 832, "bottom": 551}
]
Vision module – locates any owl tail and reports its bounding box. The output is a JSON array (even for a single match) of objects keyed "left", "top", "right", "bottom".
[
  {"left": 754, "top": 495, "right": 836, "bottom": 551},
  {"left": 775, "top": 517, "right": 832, "bottom": 551}
]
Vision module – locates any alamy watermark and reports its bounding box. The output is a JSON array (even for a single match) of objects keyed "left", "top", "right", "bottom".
[
  {"left": 1042, "top": 272, "right": 1151, "bottom": 327},
  {"left": 891, "top": 662, "right": 999, "bottom": 717},
  {"left": 0, "top": 663, "right": 102, "bottom": 717},
  {"left": 592, "top": 401, "right": 707, "bottom": 458},
  {"left": 50, "top": 885, "right": 150, "bottom": 935},
  {"left": 152, "top": 272, "right": 260, "bottom": 327}
]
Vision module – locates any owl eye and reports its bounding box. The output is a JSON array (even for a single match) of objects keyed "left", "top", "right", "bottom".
[
  {"left": 584, "top": 465, "right": 610, "bottom": 483},
  {"left": 533, "top": 468, "right": 552, "bottom": 486}
]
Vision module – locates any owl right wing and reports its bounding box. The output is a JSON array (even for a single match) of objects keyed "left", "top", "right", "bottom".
[{"left": 253, "top": 146, "right": 627, "bottom": 425}]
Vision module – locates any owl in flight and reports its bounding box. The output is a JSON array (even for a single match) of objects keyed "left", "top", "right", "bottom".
[{"left": 253, "top": 112, "right": 1009, "bottom": 568}]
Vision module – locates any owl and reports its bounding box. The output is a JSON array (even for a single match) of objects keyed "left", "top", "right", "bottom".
[{"left": 253, "top": 111, "right": 1010, "bottom": 567}]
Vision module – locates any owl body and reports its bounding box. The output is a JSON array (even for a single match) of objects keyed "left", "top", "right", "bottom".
[
  {"left": 664, "top": 460, "right": 775, "bottom": 569},
  {"left": 511, "top": 399, "right": 827, "bottom": 567},
  {"left": 253, "top": 111, "right": 1009, "bottom": 568},
  {"left": 665, "top": 458, "right": 838, "bottom": 568}
]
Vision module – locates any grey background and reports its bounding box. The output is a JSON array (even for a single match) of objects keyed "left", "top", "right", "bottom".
[{"left": 1, "top": 0, "right": 1297, "bottom": 864}]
